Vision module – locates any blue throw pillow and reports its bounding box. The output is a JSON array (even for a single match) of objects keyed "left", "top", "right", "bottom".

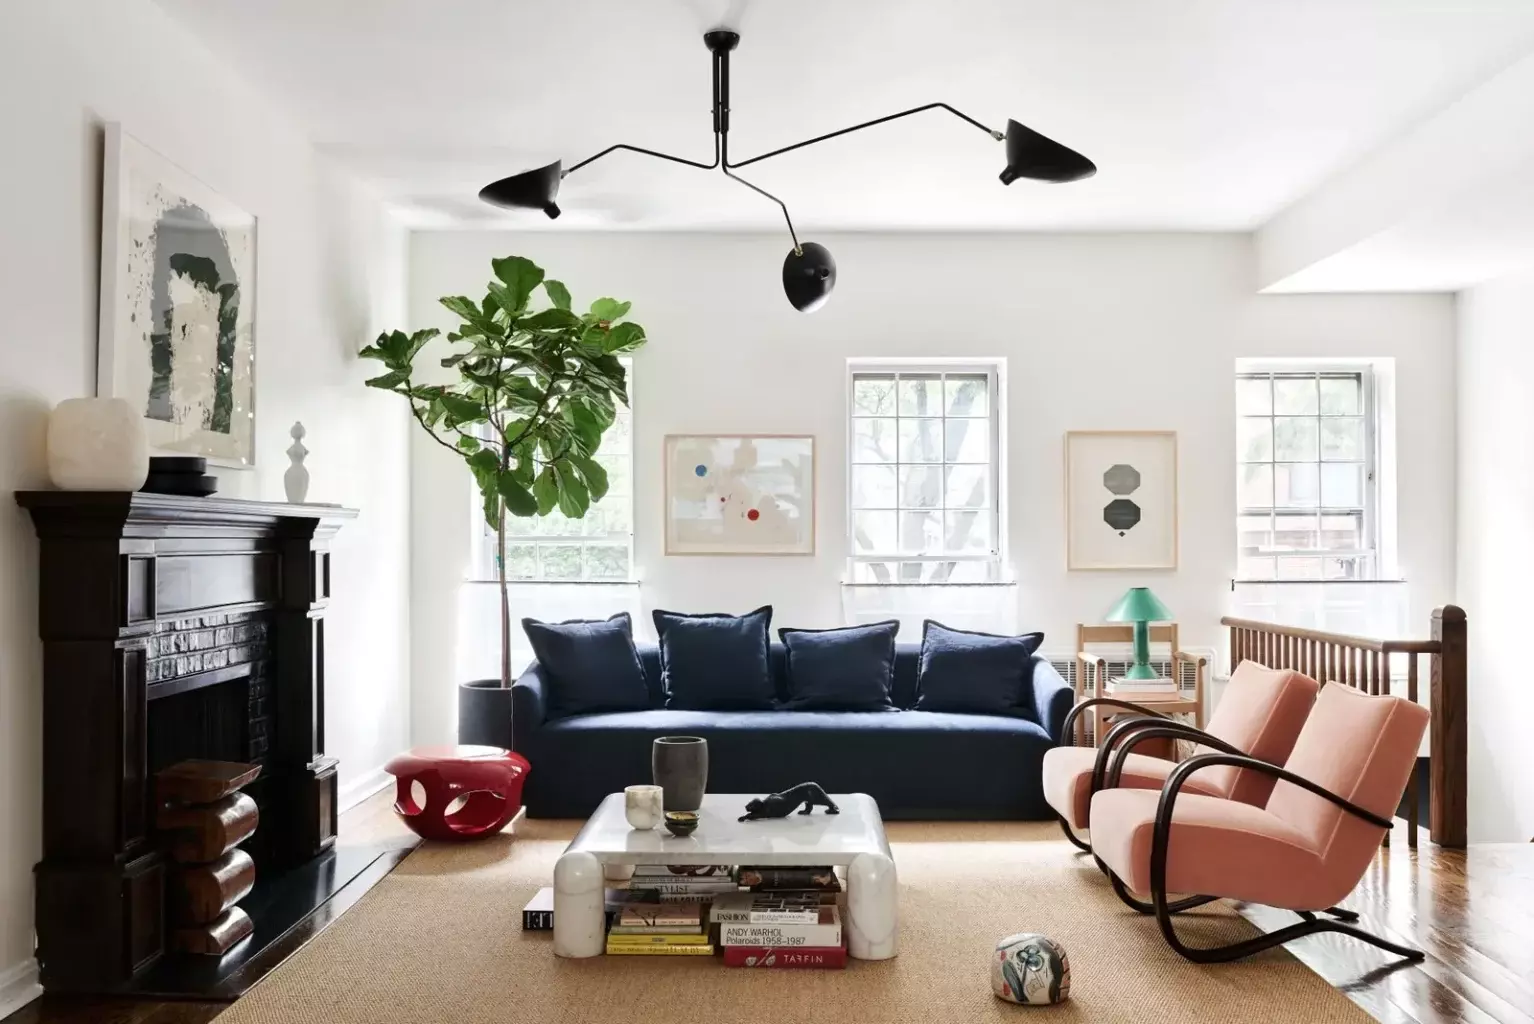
[
  {"left": 778, "top": 621, "right": 900, "bottom": 711},
  {"left": 915, "top": 620, "right": 1045, "bottom": 719},
  {"left": 521, "top": 612, "right": 649, "bottom": 719},
  {"left": 653, "top": 606, "right": 775, "bottom": 710}
]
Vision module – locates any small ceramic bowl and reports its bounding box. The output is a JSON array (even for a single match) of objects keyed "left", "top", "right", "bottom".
[{"left": 664, "top": 811, "right": 699, "bottom": 837}]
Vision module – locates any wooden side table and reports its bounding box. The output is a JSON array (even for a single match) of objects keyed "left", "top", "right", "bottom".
[{"left": 1075, "top": 622, "right": 1209, "bottom": 752}]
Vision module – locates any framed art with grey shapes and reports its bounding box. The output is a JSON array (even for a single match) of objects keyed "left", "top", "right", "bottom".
[
  {"left": 1065, "top": 430, "right": 1178, "bottom": 570},
  {"left": 97, "top": 124, "right": 257, "bottom": 467}
]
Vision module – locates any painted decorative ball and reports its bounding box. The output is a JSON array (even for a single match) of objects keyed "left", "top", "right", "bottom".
[{"left": 992, "top": 933, "right": 1071, "bottom": 1005}]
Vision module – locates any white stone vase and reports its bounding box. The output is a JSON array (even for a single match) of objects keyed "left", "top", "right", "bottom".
[
  {"left": 46, "top": 398, "right": 149, "bottom": 491},
  {"left": 624, "top": 784, "right": 663, "bottom": 830}
]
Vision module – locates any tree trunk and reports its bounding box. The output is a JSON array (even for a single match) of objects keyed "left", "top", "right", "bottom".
[{"left": 497, "top": 501, "right": 511, "bottom": 688}]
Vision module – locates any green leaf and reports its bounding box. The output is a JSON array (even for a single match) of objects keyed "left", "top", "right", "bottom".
[
  {"left": 588, "top": 297, "right": 631, "bottom": 321},
  {"left": 363, "top": 369, "right": 410, "bottom": 390},
  {"left": 544, "top": 279, "right": 572, "bottom": 310},
  {"left": 456, "top": 434, "right": 482, "bottom": 453},
  {"left": 479, "top": 484, "right": 501, "bottom": 531},
  {"left": 466, "top": 447, "right": 499, "bottom": 487},
  {"left": 440, "top": 296, "right": 481, "bottom": 321},
  {"left": 570, "top": 454, "right": 609, "bottom": 501},
  {"left": 491, "top": 256, "right": 545, "bottom": 313},
  {"left": 520, "top": 307, "right": 584, "bottom": 332},
  {"left": 497, "top": 471, "right": 538, "bottom": 517},
  {"left": 602, "top": 321, "right": 645, "bottom": 354},
  {"left": 438, "top": 393, "right": 486, "bottom": 426},
  {"left": 552, "top": 461, "right": 590, "bottom": 518},
  {"left": 440, "top": 352, "right": 469, "bottom": 368},
  {"left": 532, "top": 467, "right": 559, "bottom": 516}
]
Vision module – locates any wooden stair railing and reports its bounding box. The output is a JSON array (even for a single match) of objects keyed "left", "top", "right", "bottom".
[{"left": 1219, "top": 605, "right": 1466, "bottom": 849}]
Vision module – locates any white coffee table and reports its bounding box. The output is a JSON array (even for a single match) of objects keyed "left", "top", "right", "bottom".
[{"left": 553, "top": 792, "right": 897, "bottom": 961}]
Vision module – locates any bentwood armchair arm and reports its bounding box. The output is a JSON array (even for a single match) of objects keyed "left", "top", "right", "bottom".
[{"left": 1060, "top": 698, "right": 1168, "bottom": 749}]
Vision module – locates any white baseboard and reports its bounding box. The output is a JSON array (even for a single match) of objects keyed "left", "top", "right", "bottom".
[
  {"left": 338, "top": 765, "right": 392, "bottom": 812},
  {"left": 0, "top": 959, "right": 40, "bottom": 1018}
]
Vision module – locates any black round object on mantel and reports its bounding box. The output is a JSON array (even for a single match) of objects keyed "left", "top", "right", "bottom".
[{"left": 139, "top": 456, "right": 218, "bottom": 497}]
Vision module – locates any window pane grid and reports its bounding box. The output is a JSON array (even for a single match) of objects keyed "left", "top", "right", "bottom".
[
  {"left": 1235, "top": 369, "right": 1374, "bottom": 581},
  {"left": 850, "top": 368, "right": 999, "bottom": 569}
]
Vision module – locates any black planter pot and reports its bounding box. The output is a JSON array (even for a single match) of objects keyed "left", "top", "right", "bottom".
[
  {"left": 458, "top": 678, "right": 514, "bottom": 750},
  {"left": 652, "top": 736, "right": 708, "bottom": 811}
]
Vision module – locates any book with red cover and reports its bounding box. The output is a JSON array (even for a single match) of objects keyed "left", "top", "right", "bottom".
[{"left": 723, "top": 944, "right": 847, "bottom": 969}]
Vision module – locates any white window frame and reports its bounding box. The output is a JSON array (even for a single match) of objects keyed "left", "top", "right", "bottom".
[
  {"left": 846, "top": 362, "right": 1004, "bottom": 584},
  {"left": 469, "top": 359, "right": 636, "bottom": 583},
  {"left": 1235, "top": 362, "right": 1379, "bottom": 582}
]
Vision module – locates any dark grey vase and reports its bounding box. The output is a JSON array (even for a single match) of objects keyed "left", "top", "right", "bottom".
[{"left": 652, "top": 736, "right": 708, "bottom": 812}]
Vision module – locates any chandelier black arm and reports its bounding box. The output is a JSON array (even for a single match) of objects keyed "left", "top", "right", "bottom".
[
  {"left": 723, "top": 167, "right": 801, "bottom": 252},
  {"left": 725, "top": 102, "right": 1001, "bottom": 169},
  {"left": 563, "top": 136, "right": 721, "bottom": 178}
]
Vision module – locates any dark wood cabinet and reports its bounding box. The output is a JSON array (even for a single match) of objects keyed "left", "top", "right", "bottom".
[{"left": 15, "top": 491, "right": 356, "bottom": 994}]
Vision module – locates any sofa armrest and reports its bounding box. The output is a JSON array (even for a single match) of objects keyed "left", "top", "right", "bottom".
[
  {"left": 1031, "top": 656, "right": 1074, "bottom": 744},
  {"left": 511, "top": 662, "right": 549, "bottom": 753}
]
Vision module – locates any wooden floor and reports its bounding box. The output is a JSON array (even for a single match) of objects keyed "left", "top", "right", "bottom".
[{"left": 5, "top": 800, "right": 1529, "bottom": 1024}]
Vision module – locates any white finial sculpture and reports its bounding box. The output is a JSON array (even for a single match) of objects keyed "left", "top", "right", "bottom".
[{"left": 284, "top": 421, "right": 310, "bottom": 503}]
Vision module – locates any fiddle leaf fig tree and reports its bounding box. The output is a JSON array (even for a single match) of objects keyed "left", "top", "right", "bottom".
[{"left": 360, "top": 255, "right": 646, "bottom": 686}]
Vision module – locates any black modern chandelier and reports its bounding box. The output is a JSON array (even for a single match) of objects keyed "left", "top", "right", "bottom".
[{"left": 480, "top": 29, "right": 1096, "bottom": 313}]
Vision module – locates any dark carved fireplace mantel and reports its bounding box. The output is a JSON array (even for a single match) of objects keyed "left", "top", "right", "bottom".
[{"left": 16, "top": 491, "right": 358, "bottom": 995}]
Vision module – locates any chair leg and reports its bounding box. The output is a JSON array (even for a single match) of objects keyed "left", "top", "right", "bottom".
[
  {"left": 1106, "top": 868, "right": 1218, "bottom": 916},
  {"left": 1056, "top": 812, "right": 1093, "bottom": 853}
]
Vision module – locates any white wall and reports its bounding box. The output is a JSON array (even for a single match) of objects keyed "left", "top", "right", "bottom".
[
  {"left": 407, "top": 231, "right": 1457, "bottom": 745},
  {"left": 1457, "top": 269, "right": 1534, "bottom": 842},
  {"left": 0, "top": 0, "right": 410, "bottom": 1008}
]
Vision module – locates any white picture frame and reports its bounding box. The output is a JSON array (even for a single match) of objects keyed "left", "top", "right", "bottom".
[
  {"left": 1065, "top": 430, "right": 1178, "bottom": 570},
  {"left": 98, "top": 123, "right": 258, "bottom": 467},
  {"left": 664, "top": 435, "right": 816, "bottom": 555}
]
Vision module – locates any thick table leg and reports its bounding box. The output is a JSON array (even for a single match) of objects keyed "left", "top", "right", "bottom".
[
  {"left": 553, "top": 851, "right": 605, "bottom": 958},
  {"left": 846, "top": 852, "right": 898, "bottom": 960}
]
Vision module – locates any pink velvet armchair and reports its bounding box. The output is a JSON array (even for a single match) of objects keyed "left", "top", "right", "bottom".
[
  {"left": 1090, "top": 682, "right": 1430, "bottom": 962},
  {"left": 1042, "top": 662, "right": 1319, "bottom": 855}
]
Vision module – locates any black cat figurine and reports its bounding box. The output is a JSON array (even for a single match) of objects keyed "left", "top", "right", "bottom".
[{"left": 739, "top": 782, "right": 841, "bottom": 822}]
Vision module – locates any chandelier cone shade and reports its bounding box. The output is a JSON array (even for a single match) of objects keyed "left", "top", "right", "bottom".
[
  {"left": 479, "top": 160, "right": 563, "bottom": 218},
  {"left": 1000, "top": 120, "right": 1097, "bottom": 185},
  {"left": 782, "top": 243, "right": 837, "bottom": 313},
  {"left": 477, "top": 29, "right": 1096, "bottom": 310}
]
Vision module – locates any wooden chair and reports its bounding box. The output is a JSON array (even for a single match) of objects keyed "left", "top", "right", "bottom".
[{"left": 1075, "top": 623, "right": 1208, "bottom": 748}]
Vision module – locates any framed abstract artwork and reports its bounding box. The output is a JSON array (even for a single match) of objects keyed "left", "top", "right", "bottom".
[
  {"left": 664, "top": 435, "right": 816, "bottom": 555},
  {"left": 97, "top": 124, "right": 258, "bottom": 467},
  {"left": 1065, "top": 431, "right": 1178, "bottom": 570}
]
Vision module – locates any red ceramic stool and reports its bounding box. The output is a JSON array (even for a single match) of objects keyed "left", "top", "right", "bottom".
[{"left": 383, "top": 745, "right": 530, "bottom": 841}]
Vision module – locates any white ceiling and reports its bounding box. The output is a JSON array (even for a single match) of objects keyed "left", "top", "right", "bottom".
[{"left": 153, "top": 0, "right": 1534, "bottom": 234}]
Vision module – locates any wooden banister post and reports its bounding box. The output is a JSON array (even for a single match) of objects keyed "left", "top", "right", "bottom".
[{"left": 1430, "top": 605, "right": 1467, "bottom": 848}]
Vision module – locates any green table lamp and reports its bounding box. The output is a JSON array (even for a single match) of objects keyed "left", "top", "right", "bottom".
[{"left": 1104, "top": 587, "right": 1174, "bottom": 680}]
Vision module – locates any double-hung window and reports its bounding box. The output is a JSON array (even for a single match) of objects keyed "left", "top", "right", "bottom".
[
  {"left": 1236, "top": 366, "right": 1376, "bottom": 580},
  {"left": 472, "top": 362, "right": 635, "bottom": 582},
  {"left": 847, "top": 365, "right": 1002, "bottom": 583}
]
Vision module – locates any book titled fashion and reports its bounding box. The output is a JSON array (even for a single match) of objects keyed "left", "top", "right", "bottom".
[
  {"left": 521, "top": 887, "right": 656, "bottom": 931},
  {"left": 723, "top": 944, "right": 847, "bottom": 969},
  {"left": 604, "top": 940, "right": 716, "bottom": 956},
  {"left": 709, "top": 892, "right": 831, "bottom": 924},
  {"left": 719, "top": 906, "right": 841, "bottom": 948},
  {"left": 735, "top": 866, "right": 841, "bottom": 892}
]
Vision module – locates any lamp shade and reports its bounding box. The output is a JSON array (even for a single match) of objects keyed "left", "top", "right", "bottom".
[
  {"left": 782, "top": 242, "right": 836, "bottom": 312},
  {"left": 1104, "top": 587, "right": 1173, "bottom": 624},
  {"left": 479, "top": 160, "right": 563, "bottom": 218},
  {"left": 999, "top": 120, "right": 1096, "bottom": 185}
]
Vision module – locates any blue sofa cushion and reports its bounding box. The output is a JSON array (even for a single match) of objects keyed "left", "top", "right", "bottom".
[
  {"left": 520, "top": 612, "right": 648, "bottom": 719},
  {"left": 777, "top": 621, "right": 899, "bottom": 711},
  {"left": 915, "top": 620, "right": 1045, "bottom": 720},
  {"left": 653, "top": 606, "right": 776, "bottom": 710}
]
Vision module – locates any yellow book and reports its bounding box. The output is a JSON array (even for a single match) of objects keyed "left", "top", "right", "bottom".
[
  {"left": 605, "top": 933, "right": 711, "bottom": 946},
  {"left": 605, "top": 941, "right": 715, "bottom": 956}
]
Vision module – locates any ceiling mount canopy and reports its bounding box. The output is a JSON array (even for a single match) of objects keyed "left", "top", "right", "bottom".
[{"left": 479, "top": 28, "right": 1096, "bottom": 312}]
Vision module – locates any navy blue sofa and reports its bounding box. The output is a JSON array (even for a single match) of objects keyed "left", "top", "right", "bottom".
[{"left": 504, "top": 641, "right": 1074, "bottom": 820}]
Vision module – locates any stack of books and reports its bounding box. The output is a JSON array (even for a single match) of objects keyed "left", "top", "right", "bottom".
[
  {"left": 1106, "top": 675, "right": 1179, "bottom": 698},
  {"left": 714, "top": 866, "right": 846, "bottom": 969},
  {"left": 520, "top": 886, "right": 656, "bottom": 931},
  {"left": 606, "top": 901, "right": 711, "bottom": 955},
  {"left": 629, "top": 864, "right": 741, "bottom": 903}
]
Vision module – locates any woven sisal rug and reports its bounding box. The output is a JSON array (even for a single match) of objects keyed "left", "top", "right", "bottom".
[{"left": 214, "top": 819, "right": 1370, "bottom": 1023}]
